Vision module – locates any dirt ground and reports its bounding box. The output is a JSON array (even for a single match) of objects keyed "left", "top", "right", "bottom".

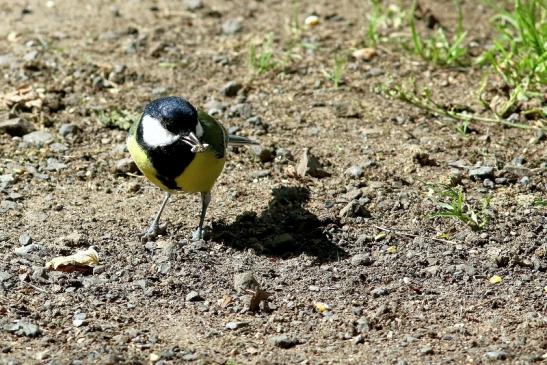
[{"left": 0, "top": 0, "right": 546, "bottom": 364}]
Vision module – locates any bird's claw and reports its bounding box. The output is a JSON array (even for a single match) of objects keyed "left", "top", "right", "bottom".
[
  {"left": 191, "top": 227, "right": 207, "bottom": 242},
  {"left": 140, "top": 223, "right": 168, "bottom": 243}
]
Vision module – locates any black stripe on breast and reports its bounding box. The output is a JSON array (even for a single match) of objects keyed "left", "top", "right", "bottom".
[{"left": 136, "top": 122, "right": 194, "bottom": 190}]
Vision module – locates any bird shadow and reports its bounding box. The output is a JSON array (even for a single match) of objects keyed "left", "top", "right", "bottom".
[{"left": 211, "top": 185, "right": 346, "bottom": 263}]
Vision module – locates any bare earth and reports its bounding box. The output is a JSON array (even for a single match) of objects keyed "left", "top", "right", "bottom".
[{"left": 0, "top": 0, "right": 545, "bottom": 364}]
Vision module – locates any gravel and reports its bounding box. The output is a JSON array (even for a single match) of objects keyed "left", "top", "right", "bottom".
[
  {"left": 268, "top": 335, "right": 299, "bottom": 349},
  {"left": 485, "top": 351, "right": 508, "bottom": 361},
  {"left": 221, "top": 81, "right": 242, "bottom": 97},
  {"left": 22, "top": 130, "right": 53, "bottom": 146},
  {"left": 222, "top": 19, "right": 243, "bottom": 35},
  {"left": 345, "top": 165, "right": 364, "bottom": 179},
  {"left": 185, "top": 290, "right": 204, "bottom": 302},
  {"left": 468, "top": 166, "right": 494, "bottom": 179}
]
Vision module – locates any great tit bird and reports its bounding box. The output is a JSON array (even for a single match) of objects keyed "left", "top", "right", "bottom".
[{"left": 127, "top": 96, "right": 257, "bottom": 242}]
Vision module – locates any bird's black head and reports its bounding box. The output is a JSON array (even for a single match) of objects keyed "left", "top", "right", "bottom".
[{"left": 143, "top": 96, "right": 198, "bottom": 135}]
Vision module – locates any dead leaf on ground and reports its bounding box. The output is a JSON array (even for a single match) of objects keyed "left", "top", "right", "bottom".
[{"left": 45, "top": 247, "right": 99, "bottom": 273}]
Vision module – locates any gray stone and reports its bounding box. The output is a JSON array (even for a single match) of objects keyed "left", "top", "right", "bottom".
[
  {"left": 339, "top": 200, "right": 370, "bottom": 218},
  {"left": 0, "top": 271, "right": 12, "bottom": 282},
  {"left": 229, "top": 103, "right": 252, "bottom": 119},
  {"left": 483, "top": 179, "right": 494, "bottom": 189},
  {"left": 221, "top": 81, "right": 242, "bottom": 97},
  {"left": 234, "top": 271, "right": 260, "bottom": 294},
  {"left": 185, "top": 290, "right": 203, "bottom": 302},
  {"left": 0, "top": 174, "right": 15, "bottom": 190},
  {"left": 246, "top": 116, "right": 263, "bottom": 126},
  {"left": 351, "top": 253, "right": 373, "bottom": 266},
  {"left": 275, "top": 147, "right": 293, "bottom": 162},
  {"left": 519, "top": 176, "right": 530, "bottom": 185},
  {"left": 46, "top": 158, "right": 67, "bottom": 171},
  {"left": 23, "top": 50, "right": 39, "bottom": 62},
  {"left": 204, "top": 99, "right": 225, "bottom": 117},
  {"left": 73, "top": 313, "right": 87, "bottom": 327},
  {"left": 356, "top": 317, "right": 370, "bottom": 333},
  {"left": 14, "top": 244, "right": 41, "bottom": 257},
  {"left": 485, "top": 351, "right": 507, "bottom": 361},
  {"left": 468, "top": 166, "right": 494, "bottom": 179},
  {"left": 351, "top": 334, "right": 364, "bottom": 345},
  {"left": 345, "top": 165, "right": 364, "bottom": 179},
  {"left": 23, "top": 130, "right": 53, "bottom": 146},
  {"left": 225, "top": 321, "right": 249, "bottom": 330},
  {"left": 8, "top": 321, "right": 41, "bottom": 337},
  {"left": 268, "top": 334, "right": 298, "bottom": 349},
  {"left": 58, "top": 123, "right": 78, "bottom": 137},
  {"left": 222, "top": 19, "right": 243, "bottom": 35},
  {"left": 371, "top": 287, "right": 390, "bottom": 297},
  {"left": 50, "top": 143, "right": 68, "bottom": 153},
  {"left": 249, "top": 169, "right": 270, "bottom": 179},
  {"left": 420, "top": 346, "right": 434, "bottom": 355},
  {"left": 114, "top": 158, "right": 138, "bottom": 174},
  {"left": 19, "top": 233, "right": 32, "bottom": 246},
  {"left": 0, "top": 118, "right": 35, "bottom": 136},
  {"left": 250, "top": 145, "right": 273, "bottom": 163},
  {"left": 184, "top": 0, "right": 203, "bottom": 10},
  {"left": 0, "top": 200, "right": 17, "bottom": 213},
  {"left": 0, "top": 53, "right": 16, "bottom": 67},
  {"left": 511, "top": 157, "right": 525, "bottom": 166}
]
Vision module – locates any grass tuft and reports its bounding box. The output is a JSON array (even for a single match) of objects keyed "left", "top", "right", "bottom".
[
  {"left": 428, "top": 185, "right": 491, "bottom": 231},
  {"left": 248, "top": 33, "right": 278, "bottom": 74},
  {"left": 408, "top": 0, "right": 469, "bottom": 67}
]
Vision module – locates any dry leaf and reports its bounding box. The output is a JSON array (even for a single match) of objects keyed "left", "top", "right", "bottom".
[
  {"left": 218, "top": 294, "right": 233, "bottom": 308},
  {"left": 45, "top": 247, "right": 99, "bottom": 273}
]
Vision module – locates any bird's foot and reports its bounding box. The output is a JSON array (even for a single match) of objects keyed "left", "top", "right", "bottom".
[
  {"left": 191, "top": 227, "right": 208, "bottom": 242},
  {"left": 140, "top": 222, "right": 168, "bottom": 243}
]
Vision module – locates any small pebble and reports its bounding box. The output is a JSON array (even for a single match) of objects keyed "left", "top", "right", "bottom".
[
  {"left": 468, "top": 166, "right": 494, "bottom": 179},
  {"left": 186, "top": 290, "right": 204, "bottom": 302},
  {"left": 73, "top": 313, "right": 87, "bottom": 327},
  {"left": 345, "top": 165, "right": 364, "bottom": 179},
  {"left": 234, "top": 271, "right": 260, "bottom": 294},
  {"left": 58, "top": 123, "right": 78, "bottom": 137},
  {"left": 19, "top": 232, "right": 32, "bottom": 246},
  {"left": 225, "top": 321, "right": 248, "bottom": 330},
  {"left": 351, "top": 253, "right": 373, "bottom": 266},
  {"left": 22, "top": 131, "right": 53, "bottom": 147},
  {"left": 222, "top": 19, "right": 243, "bottom": 35},
  {"left": 485, "top": 351, "right": 508, "bottom": 361},
  {"left": 268, "top": 334, "right": 298, "bottom": 349},
  {"left": 184, "top": 0, "right": 203, "bottom": 10},
  {"left": 221, "top": 81, "right": 242, "bottom": 97}
]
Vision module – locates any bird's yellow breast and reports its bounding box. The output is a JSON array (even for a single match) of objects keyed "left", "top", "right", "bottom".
[
  {"left": 174, "top": 150, "right": 225, "bottom": 193},
  {"left": 127, "top": 134, "right": 225, "bottom": 193}
]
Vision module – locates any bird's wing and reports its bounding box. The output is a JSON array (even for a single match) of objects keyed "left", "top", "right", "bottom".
[{"left": 197, "top": 110, "right": 228, "bottom": 158}]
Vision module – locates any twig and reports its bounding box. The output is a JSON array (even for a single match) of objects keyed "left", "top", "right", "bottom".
[
  {"left": 371, "top": 224, "right": 459, "bottom": 245},
  {"left": 23, "top": 282, "right": 49, "bottom": 294}
]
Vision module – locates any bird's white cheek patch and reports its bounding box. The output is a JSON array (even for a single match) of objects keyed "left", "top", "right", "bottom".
[{"left": 142, "top": 115, "right": 179, "bottom": 147}]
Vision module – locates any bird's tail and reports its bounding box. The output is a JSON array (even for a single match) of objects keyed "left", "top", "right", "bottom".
[{"left": 228, "top": 135, "right": 259, "bottom": 146}]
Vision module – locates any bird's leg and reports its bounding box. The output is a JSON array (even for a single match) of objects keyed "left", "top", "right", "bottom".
[
  {"left": 141, "top": 192, "right": 170, "bottom": 242},
  {"left": 192, "top": 191, "right": 211, "bottom": 241}
]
